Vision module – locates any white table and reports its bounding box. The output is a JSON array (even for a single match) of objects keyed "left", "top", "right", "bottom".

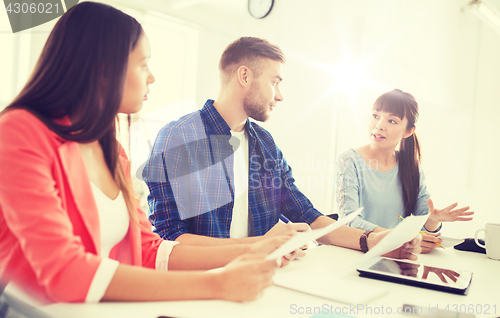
[{"left": 40, "top": 245, "right": 500, "bottom": 318}]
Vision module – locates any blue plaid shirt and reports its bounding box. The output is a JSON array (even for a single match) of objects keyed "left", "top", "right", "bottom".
[{"left": 143, "top": 99, "right": 323, "bottom": 241}]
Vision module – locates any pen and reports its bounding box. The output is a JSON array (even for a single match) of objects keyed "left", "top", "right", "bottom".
[
  {"left": 279, "top": 214, "right": 318, "bottom": 246},
  {"left": 398, "top": 215, "right": 444, "bottom": 249},
  {"left": 279, "top": 214, "right": 291, "bottom": 223}
]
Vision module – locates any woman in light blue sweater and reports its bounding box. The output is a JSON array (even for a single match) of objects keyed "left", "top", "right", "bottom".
[{"left": 335, "top": 89, "right": 473, "bottom": 253}]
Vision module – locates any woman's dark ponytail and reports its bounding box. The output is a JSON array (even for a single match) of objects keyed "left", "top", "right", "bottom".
[{"left": 399, "top": 132, "right": 421, "bottom": 217}]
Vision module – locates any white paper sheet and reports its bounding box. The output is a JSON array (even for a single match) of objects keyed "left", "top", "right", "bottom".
[
  {"left": 265, "top": 208, "right": 363, "bottom": 261},
  {"left": 440, "top": 236, "right": 465, "bottom": 248},
  {"left": 274, "top": 269, "right": 388, "bottom": 304},
  {"left": 354, "top": 214, "right": 429, "bottom": 267}
]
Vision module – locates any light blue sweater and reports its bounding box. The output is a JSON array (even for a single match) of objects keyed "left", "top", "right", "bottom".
[{"left": 334, "top": 149, "right": 430, "bottom": 231}]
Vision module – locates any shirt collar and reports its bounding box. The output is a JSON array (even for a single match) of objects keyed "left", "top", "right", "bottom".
[
  {"left": 201, "top": 99, "right": 231, "bottom": 135},
  {"left": 201, "top": 99, "right": 258, "bottom": 139},
  {"left": 245, "top": 120, "right": 258, "bottom": 139}
]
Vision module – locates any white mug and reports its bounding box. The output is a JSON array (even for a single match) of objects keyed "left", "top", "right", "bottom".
[{"left": 475, "top": 223, "right": 500, "bottom": 260}]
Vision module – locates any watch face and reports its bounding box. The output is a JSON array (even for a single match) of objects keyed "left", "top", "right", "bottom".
[{"left": 248, "top": 0, "right": 274, "bottom": 19}]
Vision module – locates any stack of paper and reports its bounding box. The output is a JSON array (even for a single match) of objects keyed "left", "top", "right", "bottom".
[{"left": 274, "top": 269, "right": 388, "bottom": 304}]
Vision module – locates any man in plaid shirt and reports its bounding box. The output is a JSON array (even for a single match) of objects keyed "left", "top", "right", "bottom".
[{"left": 143, "top": 37, "right": 421, "bottom": 259}]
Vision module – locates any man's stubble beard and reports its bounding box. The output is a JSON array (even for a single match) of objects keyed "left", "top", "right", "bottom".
[{"left": 243, "top": 81, "right": 269, "bottom": 122}]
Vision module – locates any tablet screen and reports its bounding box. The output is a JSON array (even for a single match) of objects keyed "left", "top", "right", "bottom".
[{"left": 362, "top": 258, "right": 472, "bottom": 291}]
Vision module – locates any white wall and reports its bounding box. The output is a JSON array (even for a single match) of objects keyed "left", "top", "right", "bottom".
[
  {"left": 2, "top": 0, "right": 499, "bottom": 237},
  {"left": 466, "top": 22, "right": 500, "bottom": 235}
]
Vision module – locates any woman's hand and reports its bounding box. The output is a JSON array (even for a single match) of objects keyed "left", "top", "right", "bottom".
[
  {"left": 388, "top": 236, "right": 422, "bottom": 261},
  {"left": 371, "top": 231, "right": 422, "bottom": 261},
  {"left": 250, "top": 236, "right": 306, "bottom": 267},
  {"left": 420, "top": 232, "right": 442, "bottom": 254},
  {"left": 427, "top": 198, "right": 474, "bottom": 223},
  {"left": 214, "top": 254, "right": 278, "bottom": 302}
]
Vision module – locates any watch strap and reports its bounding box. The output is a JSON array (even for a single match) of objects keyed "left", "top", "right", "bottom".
[{"left": 360, "top": 230, "right": 373, "bottom": 253}]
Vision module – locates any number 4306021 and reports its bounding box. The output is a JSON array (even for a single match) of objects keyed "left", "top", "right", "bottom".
[
  {"left": 6, "top": 3, "right": 59, "bottom": 14},
  {"left": 444, "top": 304, "right": 496, "bottom": 315}
]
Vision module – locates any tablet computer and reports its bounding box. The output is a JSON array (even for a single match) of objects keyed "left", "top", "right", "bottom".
[{"left": 357, "top": 257, "right": 472, "bottom": 295}]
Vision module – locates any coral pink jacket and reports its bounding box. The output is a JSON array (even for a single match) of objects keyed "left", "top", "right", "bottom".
[{"left": 0, "top": 109, "right": 164, "bottom": 303}]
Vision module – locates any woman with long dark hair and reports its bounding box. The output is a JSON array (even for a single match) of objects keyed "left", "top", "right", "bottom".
[
  {"left": 0, "top": 2, "right": 289, "bottom": 304},
  {"left": 335, "top": 89, "right": 473, "bottom": 253}
]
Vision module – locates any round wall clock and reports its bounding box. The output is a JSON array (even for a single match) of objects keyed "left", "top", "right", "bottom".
[{"left": 248, "top": 0, "right": 274, "bottom": 19}]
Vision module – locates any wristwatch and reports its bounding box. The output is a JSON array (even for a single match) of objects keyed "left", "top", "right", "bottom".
[{"left": 360, "top": 230, "right": 373, "bottom": 253}]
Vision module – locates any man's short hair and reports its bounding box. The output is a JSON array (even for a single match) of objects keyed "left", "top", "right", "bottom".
[{"left": 219, "top": 36, "right": 285, "bottom": 85}]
